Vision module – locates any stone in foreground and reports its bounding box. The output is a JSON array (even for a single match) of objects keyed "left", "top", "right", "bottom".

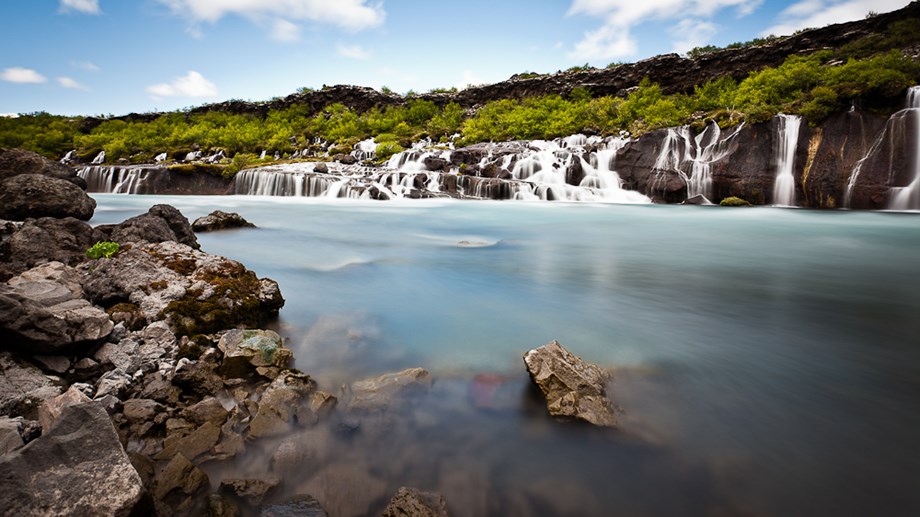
[
  {"left": 523, "top": 340, "right": 618, "bottom": 427},
  {"left": 383, "top": 487, "right": 450, "bottom": 517},
  {"left": 0, "top": 402, "right": 145, "bottom": 516}
]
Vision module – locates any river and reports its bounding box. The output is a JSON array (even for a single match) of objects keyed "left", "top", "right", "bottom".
[{"left": 91, "top": 194, "right": 920, "bottom": 516}]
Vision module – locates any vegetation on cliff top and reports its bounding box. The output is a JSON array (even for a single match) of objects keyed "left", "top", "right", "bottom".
[{"left": 0, "top": 15, "right": 918, "bottom": 166}]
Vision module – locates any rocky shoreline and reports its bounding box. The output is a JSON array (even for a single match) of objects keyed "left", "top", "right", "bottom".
[{"left": 1, "top": 148, "right": 624, "bottom": 516}]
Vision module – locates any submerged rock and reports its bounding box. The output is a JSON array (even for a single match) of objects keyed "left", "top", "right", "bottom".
[
  {"left": 523, "top": 340, "right": 618, "bottom": 427},
  {"left": 192, "top": 210, "right": 256, "bottom": 232},
  {"left": 383, "top": 487, "right": 450, "bottom": 517},
  {"left": 260, "top": 494, "right": 327, "bottom": 517},
  {"left": 346, "top": 367, "right": 432, "bottom": 413},
  {"left": 0, "top": 402, "right": 145, "bottom": 516}
]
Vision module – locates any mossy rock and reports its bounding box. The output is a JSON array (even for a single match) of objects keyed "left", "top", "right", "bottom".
[
  {"left": 720, "top": 196, "right": 753, "bottom": 206},
  {"left": 217, "top": 329, "right": 293, "bottom": 378}
]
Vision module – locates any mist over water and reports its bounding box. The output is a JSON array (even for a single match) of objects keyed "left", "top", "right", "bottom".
[{"left": 92, "top": 195, "right": 920, "bottom": 516}]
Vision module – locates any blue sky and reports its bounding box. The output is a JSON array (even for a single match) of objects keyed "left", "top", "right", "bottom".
[{"left": 0, "top": 0, "right": 911, "bottom": 116}]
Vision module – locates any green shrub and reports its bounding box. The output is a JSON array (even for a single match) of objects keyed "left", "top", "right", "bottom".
[
  {"left": 85, "top": 241, "right": 120, "bottom": 259},
  {"left": 720, "top": 196, "right": 752, "bottom": 206}
]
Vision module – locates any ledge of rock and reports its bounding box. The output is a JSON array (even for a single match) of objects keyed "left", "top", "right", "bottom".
[
  {"left": 523, "top": 340, "right": 619, "bottom": 427},
  {"left": 192, "top": 210, "right": 257, "bottom": 232}
]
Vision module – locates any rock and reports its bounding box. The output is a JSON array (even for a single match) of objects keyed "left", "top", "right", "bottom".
[
  {"left": 154, "top": 420, "right": 222, "bottom": 462},
  {"left": 0, "top": 174, "right": 96, "bottom": 221},
  {"left": 182, "top": 396, "right": 229, "bottom": 426},
  {"left": 218, "top": 329, "right": 294, "bottom": 378},
  {"left": 0, "top": 402, "right": 145, "bottom": 516},
  {"left": 37, "top": 385, "right": 91, "bottom": 431},
  {"left": 523, "top": 340, "right": 618, "bottom": 427},
  {"left": 219, "top": 476, "right": 281, "bottom": 507},
  {"left": 0, "top": 147, "right": 78, "bottom": 183},
  {"left": 249, "top": 370, "right": 316, "bottom": 438},
  {"left": 270, "top": 427, "right": 334, "bottom": 474},
  {"left": 192, "top": 210, "right": 257, "bottom": 232},
  {"left": 154, "top": 452, "right": 210, "bottom": 514},
  {"left": 260, "top": 495, "right": 327, "bottom": 517},
  {"left": 0, "top": 352, "right": 63, "bottom": 417},
  {"left": 0, "top": 416, "right": 24, "bottom": 455},
  {"left": 32, "top": 355, "right": 71, "bottom": 374},
  {"left": 0, "top": 272, "right": 113, "bottom": 354},
  {"left": 682, "top": 194, "right": 714, "bottom": 205},
  {"left": 122, "top": 398, "right": 163, "bottom": 424},
  {"left": 173, "top": 357, "right": 224, "bottom": 398},
  {"left": 334, "top": 153, "right": 357, "bottom": 165},
  {"left": 313, "top": 162, "right": 329, "bottom": 174},
  {"left": 207, "top": 493, "right": 243, "bottom": 517},
  {"left": 423, "top": 156, "right": 450, "bottom": 172},
  {"left": 382, "top": 487, "right": 450, "bottom": 517},
  {"left": 347, "top": 367, "right": 432, "bottom": 413},
  {"left": 95, "top": 204, "right": 198, "bottom": 249},
  {"left": 0, "top": 217, "right": 100, "bottom": 281},
  {"left": 297, "top": 462, "right": 387, "bottom": 517}
]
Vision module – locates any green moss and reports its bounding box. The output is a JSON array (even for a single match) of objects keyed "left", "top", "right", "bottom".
[
  {"left": 167, "top": 163, "right": 227, "bottom": 177},
  {"left": 85, "top": 241, "right": 120, "bottom": 259},
  {"left": 720, "top": 196, "right": 753, "bottom": 206}
]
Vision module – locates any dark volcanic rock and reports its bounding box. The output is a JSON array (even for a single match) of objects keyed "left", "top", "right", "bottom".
[
  {"left": 192, "top": 210, "right": 257, "bottom": 232},
  {"left": 0, "top": 217, "right": 100, "bottom": 281},
  {"left": 0, "top": 147, "right": 77, "bottom": 182},
  {"left": 96, "top": 203, "right": 199, "bottom": 249},
  {"left": 523, "top": 340, "right": 618, "bottom": 427},
  {"left": 0, "top": 402, "right": 145, "bottom": 516},
  {"left": 0, "top": 174, "right": 96, "bottom": 221}
]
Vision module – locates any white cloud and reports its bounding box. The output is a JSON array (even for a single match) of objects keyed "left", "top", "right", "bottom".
[
  {"left": 761, "top": 0, "right": 909, "bottom": 36},
  {"left": 70, "top": 60, "right": 101, "bottom": 71},
  {"left": 670, "top": 19, "right": 717, "bottom": 54},
  {"left": 146, "top": 70, "right": 218, "bottom": 98},
  {"left": 336, "top": 43, "right": 371, "bottom": 59},
  {"left": 567, "top": 0, "right": 761, "bottom": 60},
  {"left": 272, "top": 19, "right": 301, "bottom": 42},
  {"left": 0, "top": 113, "right": 21, "bottom": 119},
  {"left": 456, "top": 70, "right": 485, "bottom": 90},
  {"left": 57, "top": 76, "right": 90, "bottom": 91},
  {"left": 59, "top": 0, "right": 101, "bottom": 15},
  {"left": 1, "top": 67, "right": 47, "bottom": 84},
  {"left": 156, "top": 0, "right": 385, "bottom": 33}
]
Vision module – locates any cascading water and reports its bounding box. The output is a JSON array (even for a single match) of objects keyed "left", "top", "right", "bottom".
[
  {"left": 772, "top": 114, "right": 802, "bottom": 206},
  {"left": 91, "top": 151, "right": 106, "bottom": 165},
  {"left": 648, "top": 123, "right": 744, "bottom": 202},
  {"left": 78, "top": 166, "right": 152, "bottom": 193},
  {"left": 888, "top": 86, "right": 920, "bottom": 210}
]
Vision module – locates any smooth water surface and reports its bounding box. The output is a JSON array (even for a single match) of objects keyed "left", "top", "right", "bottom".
[{"left": 91, "top": 195, "right": 920, "bottom": 516}]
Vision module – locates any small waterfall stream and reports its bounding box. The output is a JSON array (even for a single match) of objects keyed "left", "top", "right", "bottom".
[
  {"left": 772, "top": 114, "right": 802, "bottom": 206},
  {"left": 888, "top": 86, "right": 920, "bottom": 210}
]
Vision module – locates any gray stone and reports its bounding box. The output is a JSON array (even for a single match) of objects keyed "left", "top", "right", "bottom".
[
  {"left": 0, "top": 416, "right": 24, "bottom": 455},
  {"left": 219, "top": 476, "right": 281, "bottom": 507},
  {"left": 154, "top": 420, "right": 221, "bottom": 462},
  {"left": 33, "top": 355, "right": 70, "bottom": 374},
  {"left": 218, "top": 329, "right": 293, "bottom": 378},
  {"left": 297, "top": 462, "right": 386, "bottom": 517},
  {"left": 37, "top": 385, "right": 91, "bottom": 431},
  {"left": 0, "top": 217, "right": 99, "bottom": 281},
  {"left": 523, "top": 340, "right": 618, "bottom": 427},
  {"left": 383, "top": 487, "right": 450, "bottom": 517},
  {"left": 347, "top": 367, "right": 432, "bottom": 413},
  {"left": 0, "top": 352, "right": 63, "bottom": 417},
  {"left": 0, "top": 174, "right": 96, "bottom": 221},
  {"left": 0, "top": 402, "right": 145, "bottom": 516},
  {"left": 122, "top": 398, "right": 163, "bottom": 424},
  {"left": 192, "top": 210, "right": 256, "bottom": 232},
  {"left": 249, "top": 370, "right": 316, "bottom": 438},
  {"left": 260, "top": 495, "right": 327, "bottom": 517},
  {"left": 181, "top": 396, "right": 229, "bottom": 426}
]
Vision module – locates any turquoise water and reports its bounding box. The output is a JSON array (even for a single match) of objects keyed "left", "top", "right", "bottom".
[{"left": 92, "top": 195, "right": 920, "bottom": 516}]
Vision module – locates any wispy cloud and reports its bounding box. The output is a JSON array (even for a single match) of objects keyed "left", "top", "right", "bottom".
[
  {"left": 1, "top": 67, "right": 47, "bottom": 84},
  {"left": 146, "top": 70, "right": 218, "bottom": 98},
  {"left": 567, "top": 0, "right": 761, "bottom": 60},
  {"left": 670, "top": 19, "right": 718, "bottom": 54},
  {"left": 336, "top": 43, "right": 372, "bottom": 59},
  {"left": 456, "top": 70, "right": 485, "bottom": 90},
  {"left": 761, "top": 0, "right": 908, "bottom": 36},
  {"left": 272, "top": 19, "right": 301, "bottom": 42},
  {"left": 157, "top": 0, "right": 385, "bottom": 38},
  {"left": 57, "top": 76, "right": 91, "bottom": 91},
  {"left": 59, "top": 0, "right": 101, "bottom": 15},
  {"left": 70, "top": 60, "right": 101, "bottom": 72}
]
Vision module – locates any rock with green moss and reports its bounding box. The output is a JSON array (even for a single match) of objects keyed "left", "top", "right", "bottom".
[
  {"left": 719, "top": 196, "right": 753, "bottom": 206},
  {"left": 217, "top": 329, "right": 293, "bottom": 378}
]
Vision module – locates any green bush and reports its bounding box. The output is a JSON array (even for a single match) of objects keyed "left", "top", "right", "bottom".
[
  {"left": 720, "top": 196, "right": 752, "bottom": 206},
  {"left": 85, "top": 241, "right": 120, "bottom": 259}
]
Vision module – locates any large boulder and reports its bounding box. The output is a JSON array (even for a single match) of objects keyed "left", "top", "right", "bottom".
[
  {"left": 0, "top": 217, "right": 101, "bottom": 281},
  {"left": 0, "top": 352, "right": 63, "bottom": 417},
  {"left": 0, "top": 263, "right": 113, "bottom": 354},
  {"left": 96, "top": 204, "right": 199, "bottom": 249},
  {"left": 192, "top": 210, "right": 256, "bottom": 232},
  {"left": 0, "top": 174, "right": 96, "bottom": 221},
  {"left": 0, "top": 147, "right": 78, "bottom": 183},
  {"left": 0, "top": 402, "right": 146, "bottom": 516},
  {"left": 248, "top": 370, "right": 317, "bottom": 438},
  {"left": 523, "top": 340, "right": 618, "bottom": 427}
]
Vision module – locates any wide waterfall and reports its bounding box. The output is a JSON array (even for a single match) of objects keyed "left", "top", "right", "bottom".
[
  {"left": 772, "top": 114, "right": 801, "bottom": 206},
  {"left": 888, "top": 86, "right": 920, "bottom": 210},
  {"left": 649, "top": 122, "right": 744, "bottom": 202},
  {"left": 77, "top": 165, "right": 155, "bottom": 194}
]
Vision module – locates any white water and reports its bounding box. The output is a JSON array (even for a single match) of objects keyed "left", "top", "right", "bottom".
[
  {"left": 888, "top": 86, "right": 920, "bottom": 210},
  {"left": 91, "top": 150, "right": 105, "bottom": 164},
  {"left": 77, "top": 166, "right": 152, "bottom": 193},
  {"left": 772, "top": 115, "right": 802, "bottom": 206},
  {"left": 155, "top": 152, "right": 168, "bottom": 163},
  {"left": 650, "top": 123, "right": 744, "bottom": 201}
]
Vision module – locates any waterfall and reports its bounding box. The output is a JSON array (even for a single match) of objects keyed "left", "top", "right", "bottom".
[
  {"left": 772, "top": 115, "right": 801, "bottom": 206},
  {"left": 77, "top": 166, "right": 153, "bottom": 194},
  {"left": 155, "top": 153, "right": 168, "bottom": 163},
  {"left": 888, "top": 86, "right": 920, "bottom": 210},
  {"left": 688, "top": 122, "right": 745, "bottom": 200},
  {"left": 91, "top": 151, "right": 106, "bottom": 165}
]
